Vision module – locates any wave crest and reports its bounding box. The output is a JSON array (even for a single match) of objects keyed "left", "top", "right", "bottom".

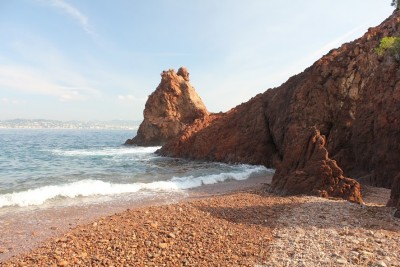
[
  {"left": 49, "top": 146, "right": 161, "bottom": 157},
  {"left": 0, "top": 165, "right": 270, "bottom": 208}
]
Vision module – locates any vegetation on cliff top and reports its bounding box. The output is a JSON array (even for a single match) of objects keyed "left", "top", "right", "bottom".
[{"left": 375, "top": 36, "right": 400, "bottom": 59}]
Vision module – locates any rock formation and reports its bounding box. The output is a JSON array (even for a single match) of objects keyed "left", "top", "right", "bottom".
[
  {"left": 271, "top": 127, "right": 362, "bottom": 203},
  {"left": 157, "top": 11, "right": 400, "bottom": 207},
  {"left": 388, "top": 173, "right": 400, "bottom": 217},
  {"left": 159, "top": 93, "right": 278, "bottom": 166},
  {"left": 125, "top": 67, "right": 208, "bottom": 146}
]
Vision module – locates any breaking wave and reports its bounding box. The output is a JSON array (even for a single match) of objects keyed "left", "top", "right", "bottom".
[
  {"left": 0, "top": 165, "right": 269, "bottom": 208},
  {"left": 49, "top": 146, "right": 161, "bottom": 157}
]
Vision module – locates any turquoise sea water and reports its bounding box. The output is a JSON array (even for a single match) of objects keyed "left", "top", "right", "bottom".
[{"left": 0, "top": 129, "right": 270, "bottom": 209}]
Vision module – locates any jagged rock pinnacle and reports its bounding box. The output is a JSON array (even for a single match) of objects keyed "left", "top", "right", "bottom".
[{"left": 125, "top": 67, "right": 208, "bottom": 146}]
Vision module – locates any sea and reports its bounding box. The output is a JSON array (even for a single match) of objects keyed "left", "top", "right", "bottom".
[
  {"left": 0, "top": 128, "right": 274, "bottom": 260},
  {"left": 0, "top": 129, "right": 272, "bottom": 211}
]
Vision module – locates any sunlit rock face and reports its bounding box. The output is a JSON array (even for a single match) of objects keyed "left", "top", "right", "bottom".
[{"left": 125, "top": 67, "right": 208, "bottom": 146}]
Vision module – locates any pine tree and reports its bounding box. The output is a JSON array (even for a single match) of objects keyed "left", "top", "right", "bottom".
[{"left": 392, "top": 0, "right": 399, "bottom": 9}]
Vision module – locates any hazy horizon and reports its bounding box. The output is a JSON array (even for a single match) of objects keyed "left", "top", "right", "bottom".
[
  {"left": 0, "top": 118, "right": 140, "bottom": 122},
  {"left": 0, "top": 1, "right": 394, "bottom": 121},
  {"left": 0, "top": 118, "right": 141, "bottom": 130}
]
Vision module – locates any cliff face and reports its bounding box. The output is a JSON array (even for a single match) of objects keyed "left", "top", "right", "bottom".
[
  {"left": 266, "top": 16, "right": 400, "bottom": 189},
  {"left": 158, "top": 12, "right": 400, "bottom": 205},
  {"left": 125, "top": 67, "right": 208, "bottom": 146}
]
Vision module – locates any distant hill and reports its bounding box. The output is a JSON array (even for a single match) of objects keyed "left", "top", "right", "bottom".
[{"left": 0, "top": 119, "right": 140, "bottom": 130}]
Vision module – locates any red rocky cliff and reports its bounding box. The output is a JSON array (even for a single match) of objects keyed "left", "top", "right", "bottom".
[
  {"left": 157, "top": 11, "right": 400, "bottom": 206},
  {"left": 125, "top": 67, "right": 208, "bottom": 146}
]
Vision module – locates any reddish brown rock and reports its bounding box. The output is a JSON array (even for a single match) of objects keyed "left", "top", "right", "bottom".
[
  {"left": 387, "top": 173, "right": 400, "bottom": 217},
  {"left": 159, "top": 93, "right": 278, "bottom": 166},
  {"left": 158, "top": 12, "right": 400, "bottom": 204},
  {"left": 125, "top": 67, "right": 208, "bottom": 146},
  {"left": 271, "top": 127, "right": 362, "bottom": 203}
]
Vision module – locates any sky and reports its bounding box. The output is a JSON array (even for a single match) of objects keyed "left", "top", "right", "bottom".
[{"left": 0, "top": 1, "right": 395, "bottom": 121}]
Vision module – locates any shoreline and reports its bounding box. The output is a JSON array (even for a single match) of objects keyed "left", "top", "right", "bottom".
[
  {"left": 0, "top": 174, "right": 271, "bottom": 263},
  {"left": 1, "top": 175, "right": 400, "bottom": 266}
]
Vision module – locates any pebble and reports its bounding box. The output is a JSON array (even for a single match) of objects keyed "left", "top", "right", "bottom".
[
  {"left": 168, "top": 233, "right": 176, "bottom": 239},
  {"left": 58, "top": 260, "right": 68, "bottom": 266},
  {"left": 360, "top": 250, "right": 374, "bottom": 257},
  {"left": 350, "top": 238, "right": 360, "bottom": 244},
  {"left": 267, "top": 189, "right": 400, "bottom": 266},
  {"left": 158, "top": 243, "right": 168, "bottom": 249},
  {"left": 350, "top": 251, "right": 359, "bottom": 257},
  {"left": 336, "top": 258, "right": 347, "bottom": 264}
]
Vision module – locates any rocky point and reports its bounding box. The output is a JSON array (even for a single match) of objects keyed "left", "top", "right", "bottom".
[{"left": 132, "top": 12, "right": 400, "bottom": 212}]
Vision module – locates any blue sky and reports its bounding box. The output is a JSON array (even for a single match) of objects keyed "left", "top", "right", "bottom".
[{"left": 0, "top": 1, "right": 395, "bottom": 121}]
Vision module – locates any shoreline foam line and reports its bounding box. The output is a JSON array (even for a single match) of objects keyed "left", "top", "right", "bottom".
[
  {"left": 48, "top": 146, "right": 162, "bottom": 157},
  {"left": 0, "top": 165, "right": 272, "bottom": 208}
]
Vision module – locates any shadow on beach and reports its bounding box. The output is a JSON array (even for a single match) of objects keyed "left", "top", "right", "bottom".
[{"left": 194, "top": 186, "right": 400, "bottom": 232}]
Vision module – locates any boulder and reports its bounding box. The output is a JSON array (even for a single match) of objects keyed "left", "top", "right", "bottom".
[
  {"left": 271, "top": 127, "right": 362, "bottom": 203},
  {"left": 125, "top": 67, "right": 208, "bottom": 146}
]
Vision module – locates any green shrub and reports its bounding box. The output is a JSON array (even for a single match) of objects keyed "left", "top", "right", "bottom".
[{"left": 375, "top": 36, "right": 400, "bottom": 59}]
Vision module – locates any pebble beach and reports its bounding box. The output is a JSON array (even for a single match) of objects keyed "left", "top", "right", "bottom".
[{"left": 1, "top": 181, "right": 399, "bottom": 266}]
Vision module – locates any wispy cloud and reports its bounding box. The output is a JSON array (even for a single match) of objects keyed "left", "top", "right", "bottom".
[
  {"left": 2, "top": 32, "right": 102, "bottom": 101},
  {"left": 0, "top": 64, "right": 90, "bottom": 101},
  {"left": 266, "top": 24, "right": 367, "bottom": 87},
  {"left": 118, "top": 95, "right": 135, "bottom": 101},
  {"left": 1, "top": 97, "right": 26, "bottom": 105},
  {"left": 45, "top": 0, "right": 95, "bottom": 36},
  {"left": 117, "top": 94, "right": 146, "bottom": 103},
  {"left": 198, "top": 24, "right": 369, "bottom": 113},
  {"left": 307, "top": 24, "right": 366, "bottom": 61}
]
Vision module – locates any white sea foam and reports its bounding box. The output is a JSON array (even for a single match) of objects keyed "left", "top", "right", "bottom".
[
  {"left": 0, "top": 165, "right": 269, "bottom": 208},
  {"left": 50, "top": 146, "right": 161, "bottom": 157}
]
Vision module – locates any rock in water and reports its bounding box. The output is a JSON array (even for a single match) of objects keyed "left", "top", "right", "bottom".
[
  {"left": 125, "top": 67, "right": 208, "bottom": 146},
  {"left": 271, "top": 127, "right": 362, "bottom": 204}
]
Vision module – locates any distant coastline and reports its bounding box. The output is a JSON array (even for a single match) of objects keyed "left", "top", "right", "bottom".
[{"left": 0, "top": 119, "right": 140, "bottom": 130}]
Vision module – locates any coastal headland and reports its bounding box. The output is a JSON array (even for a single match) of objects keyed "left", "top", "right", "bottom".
[
  {"left": 2, "top": 8, "right": 400, "bottom": 267},
  {"left": 128, "top": 11, "right": 400, "bottom": 212}
]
